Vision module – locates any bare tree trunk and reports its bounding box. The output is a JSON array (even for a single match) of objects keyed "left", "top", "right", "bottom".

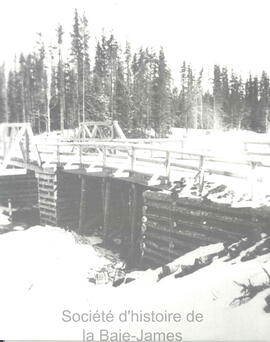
[
  {"left": 59, "top": 50, "right": 65, "bottom": 132},
  {"left": 46, "top": 66, "right": 51, "bottom": 133}
]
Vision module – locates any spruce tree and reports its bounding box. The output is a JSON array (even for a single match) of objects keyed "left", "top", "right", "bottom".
[
  {"left": 81, "top": 13, "right": 91, "bottom": 123},
  {"left": 150, "top": 47, "right": 171, "bottom": 137},
  {"left": 220, "top": 66, "right": 230, "bottom": 127},
  {"left": 0, "top": 64, "right": 8, "bottom": 122},
  {"left": 229, "top": 72, "right": 244, "bottom": 129},
  {"left": 7, "top": 70, "right": 17, "bottom": 122},
  {"left": 124, "top": 41, "right": 132, "bottom": 130},
  {"left": 92, "top": 39, "right": 108, "bottom": 120},
  {"left": 70, "top": 9, "right": 83, "bottom": 126},
  {"left": 258, "top": 71, "right": 270, "bottom": 132},
  {"left": 114, "top": 58, "right": 129, "bottom": 129},
  {"left": 213, "top": 64, "right": 222, "bottom": 129},
  {"left": 57, "top": 24, "right": 65, "bottom": 130}
]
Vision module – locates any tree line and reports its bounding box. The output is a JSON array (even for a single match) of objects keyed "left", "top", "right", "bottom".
[{"left": 0, "top": 9, "right": 269, "bottom": 137}]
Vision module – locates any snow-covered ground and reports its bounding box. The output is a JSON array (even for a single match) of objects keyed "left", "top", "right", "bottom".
[
  {"left": 0, "top": 215, "right": 269, "bottom": 341},
  {"left": 1, "top": 128, "right": 270, "bottom": 340}
]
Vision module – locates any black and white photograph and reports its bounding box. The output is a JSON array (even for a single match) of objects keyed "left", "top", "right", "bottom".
[{"left": 0, "top": 0, "right": 270, "bottom": 340}]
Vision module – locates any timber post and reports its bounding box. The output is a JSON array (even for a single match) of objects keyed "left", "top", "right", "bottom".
[
  {"left": 103, "top": 146, "right": 107, "bottom": 167},
  {"left": 198, "top": 155, "right": 205, "bottom": 195},
  {"left": 120, "top": 189, "right": 127, "bottom": 247},
  {"left": 102, "top": 177, "right": 111, "bottom": 243},
  {"left": 250, "top": 161, "right": 258, "bottom": 202},
  {"left": 129, "top": 183, "right": 138, "bottom": 264},
  {"left": 25, "top": 129, "right": 30, "bottom": 166},
  {"left": 79, "top": 145, "right": 83, "bottom": 169},
  {"left": 130, "top": 146, "right": 135, "bottom": 171},
  {"left": 78, "top": 175, "right": 87, "bottom": 234},
  {"left": 57, "top": 144, "right": 60, "bottom": 167},
  {"left": 165, "top": 151, "right": 171, "bottom": 179},
  {"left": 8, "top": 198, "right": 12, "bottom": 219}
]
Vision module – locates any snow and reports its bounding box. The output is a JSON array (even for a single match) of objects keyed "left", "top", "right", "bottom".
[
  {"left": 0, "top": 223, "right": 269, "bottom": 341},
  {"left": 34, "top": 129, "right": 270, "bottom": 207},
  {"left": 1, "top": 128, "right": 270, "bottom": 339},
  {"left": 2, "top": 128, "right": 270, "bottom": 209},
  {"left": 0, "top": 211, "right": 11, "bottom": 227}
]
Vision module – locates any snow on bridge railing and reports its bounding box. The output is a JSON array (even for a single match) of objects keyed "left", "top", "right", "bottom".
[{"left": 35, "top": 140, "right": 270, "bottom": 199}]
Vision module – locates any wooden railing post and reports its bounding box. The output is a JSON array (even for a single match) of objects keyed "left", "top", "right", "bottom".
[
  {"left": 131, "top": 146, "right": 135, "bottom": 171},
  {"left": 180, "top": 140, "right": 184, "bottom": 159},
  {"left": 3, "top": 126, "right": 7, "bottom": 159},
  {"left": 250, "top": 161, "right": 258, "bottom": 202},
  {"left": 103, "top": 146, "right": 107, "bottom": 167},
  {"left": 198, "top": 155, "right": 205, "bottom": 195},
  {"left": 165, "top": 151, "right": 171, "bottom": 179},
  {"left": 25, "top": 129, "right": 30, "bottom": 165},
  {"left": 8, "top": 198, "right": 12, "bottom": 219},
  {"left": 79, "top": 144, "right": 82, "bottom": 168},
  {"left": 57, "top": 144, "right": 60, "bottom": 167},
  {"left": 243, "top": 142, "right": 248, "bottom": 153}
]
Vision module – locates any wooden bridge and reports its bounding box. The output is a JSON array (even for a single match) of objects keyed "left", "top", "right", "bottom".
[
  {"left": 1, "top": 122, "right": 270, "bottom": 196},
  {"left": 1, "top": 122, "right": 270, "bottom": 267}
]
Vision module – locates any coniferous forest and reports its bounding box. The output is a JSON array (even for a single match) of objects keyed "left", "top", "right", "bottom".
[{"left": 0, "top": 9, "right": 269, "bottom": 137}]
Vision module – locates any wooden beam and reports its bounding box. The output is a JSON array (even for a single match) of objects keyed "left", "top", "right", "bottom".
[
  {"left": 102, "top": 178, "right": 111, "bottom": 243},
  {"left": 129, "top": 183, "right": 138, "bottom": 263},
  {"left": 113, "top": 120, "right": 126, "bottom": 140},
  {"left": 120, "top": 188, "right": 128, "bottom": 247},
  {"left": 198, "top": 155, "right": 205, "bottom": 195},
  {"left": 26, "top": 125, "right": 42, "bottom": 166},
  {"left": 1, "top": 125, "right": 26, "bottom": 169},
  {"left": 78, "top": 175, "right": 87, "bottom": 234}
]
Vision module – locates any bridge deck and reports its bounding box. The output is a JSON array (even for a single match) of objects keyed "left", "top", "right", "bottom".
[{"left": 1, "top": 123, "right": 270, "bottom": 201}]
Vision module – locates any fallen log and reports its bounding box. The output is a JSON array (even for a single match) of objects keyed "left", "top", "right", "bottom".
[
  {"left": 240, "top": 237, "right": 270, "bottom": 261},
  {"left": 157, "top": 243, "right": 224, "bottom": 280},
  {"left": 225, "top": 237, "right": 254, "bottom": 260}
]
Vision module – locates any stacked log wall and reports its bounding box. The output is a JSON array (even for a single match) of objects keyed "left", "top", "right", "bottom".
[
  {"left": 141, "top": 191, "right": 270, "bottom": 268},
  {"left": 37, "top": 169, "right": 81, "bottom": 228},
  {"left": 0, "top": 171, "right": 38, "bottom": 207},
  {"left": 37, "top": 170, "right": 58, "bottom": 226}
]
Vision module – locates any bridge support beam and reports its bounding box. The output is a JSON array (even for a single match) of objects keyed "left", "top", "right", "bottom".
[
  {"left": 102, "top": 178, "right": 111, "bottom": 243},
  {"left": 129, "top": 183, "right": 139, "bottom": 266},
  {"left": 78, "top": 175, "right": 87, "bottom": 234}
]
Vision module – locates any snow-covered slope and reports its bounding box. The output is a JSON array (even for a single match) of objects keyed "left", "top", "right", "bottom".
[{"left": 0, "top": 224, "right": 269, "bottom": 341}]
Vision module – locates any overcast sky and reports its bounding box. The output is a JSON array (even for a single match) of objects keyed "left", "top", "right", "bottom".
[{"left": 1, "top": 0, "right": 270, "bottom": 84}]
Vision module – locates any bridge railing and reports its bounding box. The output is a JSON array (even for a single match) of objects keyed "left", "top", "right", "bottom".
[
  {"left": 2, "top": 124, "right": 270, "bottom": 201},
  {"left": 35, "top": 140, "right": 270, "bottom": 200}
]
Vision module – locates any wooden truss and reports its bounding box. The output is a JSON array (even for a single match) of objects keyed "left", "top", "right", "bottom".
[
  {"left": 77, "top": 120, "right": 126, "bottom": 140},
  {"left": 0, "top": 123, "right": 42, "bottom": 170}
]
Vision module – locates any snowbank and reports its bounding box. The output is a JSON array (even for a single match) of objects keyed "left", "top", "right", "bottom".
[{"left": 0, "top": 225, "right": 269, "bottom": 341}]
